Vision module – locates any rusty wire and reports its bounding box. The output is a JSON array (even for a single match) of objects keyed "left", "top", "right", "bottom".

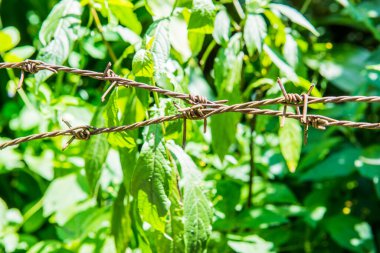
[{"left": 0, "top": 59, "right": 379, "bottom": 150}]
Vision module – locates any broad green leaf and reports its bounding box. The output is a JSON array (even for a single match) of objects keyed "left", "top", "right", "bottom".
[
  {"left": 188, "top": 0, "right": 216, "bottom": 34},
  {"left": 132, "top": 49, "right": 154, "bottom": 78},
  {"left": 27, "top": 241, "right": 70, "bottom": 253},
  {"left": 270, "top": 3, "right": 319, "bottom": 36},
  {"left": 109, "top": 0, "right": 142, "bottom": 34},
  {"left": 212, "top": 9, "right": 230, "bottom": 47},
  {"left": 84, "top": 106, "right": 110, "bottom": 194},
  {"left": 24, "top": 150, "right": 54, "bottom": 180},
  {"left": 244, "top": 14, "right": 267, "bottom": 55},
  {"left": 43, "top": 173, "right": 89, "bottom": 217},
  {"left": 212, "top": 34, "right": 243, "bottom": 160},
  {"left": 111, "top": 185, "right": 131, "bottom": 253},
  {"left": 188, "top": 31, "right": 205, "bottom": 56},
  {"left": 36, "top": 0, "right": 82, "bottom": 82},
  {"left": 356, "top": 145, "right": 380, "bottom": 199},
  {"left": 168, "top": 143, "right": 212, "bottom": 253},
  {"left": 0, "top": 27, "right": 20, "bottom": 53},
  {"left": 263, "top": 44, "right": 298, "bottom": 82},
  {"left": 306, "top": 45, "right": 371, "bottom": 93},
  {"left": 145, "top": 0, "right": 176, "bottom": 19},
  {"left": 300, "top": 147, "right": 360, "bottom": 181},
  {"left": 325, "top": 215, "right": 375, "bottom": 253},
  {"left": 131, "top": 125, "right": 172, "bottom": 233},
  {"left": 3, "top": 46, "right": 35, "bottom": 62},
  {"left": 104, "top": 90, "right": 136, "bottom": 149},
  {"left": 144, "top": 19, "right": 170, "bottom": 79},
  {"left": 279, "top": 115, "right": 302, "bottom": 173}
]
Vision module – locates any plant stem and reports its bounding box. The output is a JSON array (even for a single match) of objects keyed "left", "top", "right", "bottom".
[
  {"left": 200, "top": 40, "right": 216, "bottom": 71},
  {"left": 90, "top": 7, "right": 117, "bottom": 63},
  {"left": 247, "top": 115, "right": 257, "bottom": 208}
]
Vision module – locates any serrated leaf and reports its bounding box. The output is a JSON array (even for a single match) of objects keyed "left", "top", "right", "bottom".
[
  {"left": 84, "top": 106, "right": 110, "bottom": 194},
  {"left": 188, "top": 0, "right": 216, "bottom": 34},
  {"left": 168, "top": 143, "right": 212, "bottom": 253},
  {"left": 212, "top": 9, "right": 230, "bottom": 47},
  {"left": 131, "top": 125, "right": 172, "bottom": 233},
  {"left": 263, "top": 44, "right": 298, "bottom": 82},
  {"left": 279, "top": 115, "right": 302, "bottom": 173},
  {"left": 36, "top": 0, "right": 82, "bottom": 83},
  {"left": 270, "top": 3, "right": 319, "bottom": 36},
  {"left": 212, "top": 34, "right": 243, "bottom": 160},
  {"left": 244, "top": 14, "right": 267, "bottom": 55},
  {"left": 0, "top": 27, "right": 20, "bottom": 53},
  {"left": 132, "top": 49, "right": 154, "bottom": 77},
  {"left": 144, "top": 19, "right": 170, "bottom": 79},
  {"left": 104, "top": 89, "right": 136, "bottom": 149}
]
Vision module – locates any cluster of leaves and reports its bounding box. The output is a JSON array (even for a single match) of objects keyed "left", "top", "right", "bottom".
[{"left": 0, "top": 0, "right": 380, "bottom": 252}]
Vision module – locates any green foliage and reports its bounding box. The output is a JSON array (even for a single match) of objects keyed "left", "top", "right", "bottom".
[{"left": 1, "top": 0, "right": 380, "bottom": 252}]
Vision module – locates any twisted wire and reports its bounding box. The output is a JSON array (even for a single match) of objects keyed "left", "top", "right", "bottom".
[{"left": 0, "top": 60, "right": 379, "bottom": 150}]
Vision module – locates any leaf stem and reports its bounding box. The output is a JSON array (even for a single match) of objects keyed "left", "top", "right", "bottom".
[{"left": 90, "top": 7, "right": 117, "bottom": 63}]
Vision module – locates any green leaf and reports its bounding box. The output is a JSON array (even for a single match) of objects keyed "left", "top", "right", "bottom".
[
  {"left": 357, "top": 145, "right": 380, "bottom": 199},
  {"left": 111, "top": 185, "right": 131, "bottom": 253},
  {"left": 36, "top": 0, "right": 82, "bottom": 82},
  {"left": 279, "top": 115, "right": 302, "bottom": 173},
  {"left": 168, "top": 143, "right": 213, "bottom": 253},
  {"left": 227, "top": 235, "right": 274, "bottom": 253},
  {"left": 337, "top": 0, "right": 380, "bottom": 41},
  {"left": 283, "top": 33, "right": 298, "bottom": 67},
  {"left": 212, "top": 9, "right": 230, "bottom": 47},
  {"left": 325, "top": 215, "right": 375, "bottom": 253},
  {"left": 263, "top": 44, "right": 298, "bottom": 82},
  {"left": 109, "top": 0, "right": 142, "bottom": 34},
  {"left": 84, "top": 106, "right": 110, "bottom": 194},
  {"left": 3, "top": 46, "right": 35, "bottom": 62},
  {"left": 300, "top": 147, "right": 360, "bottom": 181},
  {"left": 244, "top": 14, "right": 267, "bottom": 55},
  {"left": 212, "top": 34, "right": 243, "bottom": 160},
  {"left": 169, "top": 16, "right": 192, "bottom": 62},
  {"left": 131, "top": 125, "right": 172, "bottom": 233},
  {"left": 132, "top": 49, "right": 154, "bottom": 78},
  {"left": 0, "top": 27, "right": 20, "bottom": 53},
  {"left": 188, "top": 0, "right": 216, "bottom": 34},
  {"left": 42, "top": 173, "right": 89, "bottom": 217},
  {"left": 104, "top": 90, "right": 136, "bottom": 149},
  {"left": 145, "top": 0, "right": 176, "bottom": 19},
  {"left": 270, "top": 3, "right": 319, "bottom": 36},
  {"left": 144, "top": 19, "right": 170, "bottom": 79}
]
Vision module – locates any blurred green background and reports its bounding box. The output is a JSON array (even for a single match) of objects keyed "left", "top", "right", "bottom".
[{"left": 0, "top": 0, "right": 380, "bottom": 252}]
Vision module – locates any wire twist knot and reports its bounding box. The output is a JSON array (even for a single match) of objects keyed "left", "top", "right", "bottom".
[
  {"left": 101, "top": 62, "right": 125, "bottom": 102},
  {"left": 62, "top": 119, "right": 93, "bottom": 150}
]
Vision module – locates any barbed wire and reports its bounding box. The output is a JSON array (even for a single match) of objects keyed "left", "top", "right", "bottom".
[{"left": 0, "top": 59, "right": 379, "bottom": 150}]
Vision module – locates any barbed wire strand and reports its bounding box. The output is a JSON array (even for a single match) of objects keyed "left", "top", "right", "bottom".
[{"left": 0, "top": 59, "right": 379, "bottom": 150}]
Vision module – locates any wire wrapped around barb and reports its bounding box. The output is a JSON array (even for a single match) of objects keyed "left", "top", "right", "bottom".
[
  {"left": 101, "top": 62, "right": 126, "bottom": 102},
  {"left": 174, "top": 102, "right": 208, "bottom": 149},
  {"left": 17, "top": 60, "right": 57, "bottom": 89},
  {"left": 61, "top": 119, "right": 93, "bottom": 151}
]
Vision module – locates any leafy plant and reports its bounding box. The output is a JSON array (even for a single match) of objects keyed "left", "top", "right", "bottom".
[{"left": 0, "top": 0, "right": 380, "bottom": 252}]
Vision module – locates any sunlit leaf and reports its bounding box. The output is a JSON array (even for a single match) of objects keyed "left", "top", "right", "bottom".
[
  {"left": 36, "top": 0, "right": 82, "bottom": 82},
  {"left": 270, "top": 3, "right": 319, "bottom": 36},
  {"left": 279, "top": 114, "right": 302, "bottom": 173},
  {"left": 145, "top": 0, "right": 176, "bottom": 19},
  {"left": 213, "top": 9, "right": 230, "bottom": 47},
  {"left": 244, "top": 14, "right": 267, "bottom": 55},
  {"left": 0, "top": 27, "right": 20, "bottom": 53},
  {"left": 188, "top": 0, "right": 216, "bottom": 34},
  {"left": 131, "top": 125, "right": 172, "bottom": 233}
]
